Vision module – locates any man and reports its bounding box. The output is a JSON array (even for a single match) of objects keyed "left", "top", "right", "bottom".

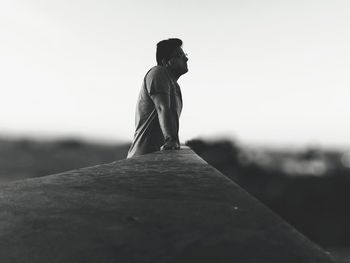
[{"left": 127, "top": 38, "right": 188, "bottom": 158}]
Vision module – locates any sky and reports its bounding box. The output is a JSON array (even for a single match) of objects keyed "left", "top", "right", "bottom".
[{"left": 1, "top": 0, "right": 350, "bottom": 148}]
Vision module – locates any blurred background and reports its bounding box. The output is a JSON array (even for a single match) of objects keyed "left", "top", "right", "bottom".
[{"left": 1, "top": 0, "right": 350, "bottom": 262}]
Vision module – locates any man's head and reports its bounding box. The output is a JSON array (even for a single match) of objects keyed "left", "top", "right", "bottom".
[{"left": 156, "top": 38, "right": 188, "bottom": 78}]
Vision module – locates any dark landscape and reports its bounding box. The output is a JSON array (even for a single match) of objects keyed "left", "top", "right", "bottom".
[{"left": 1, "top": 136, "right": 349, "bottom": 262}]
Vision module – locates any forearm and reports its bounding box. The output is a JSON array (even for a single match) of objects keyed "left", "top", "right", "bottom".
[{"left": 157, "top": 108, "right": 178, "bottom": 142}]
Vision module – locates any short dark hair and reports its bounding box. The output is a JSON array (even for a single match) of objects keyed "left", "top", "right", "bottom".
[{"left": 156, "top": 38, "right": 183, "bottom": 65}]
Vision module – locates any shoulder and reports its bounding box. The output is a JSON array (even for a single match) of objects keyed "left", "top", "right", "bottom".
[
  {"left": 144, "top": 66, "right": 171, "bottom": 95},
  {"left": 146, "top": 66, "right": 168, "bottom": 81}
]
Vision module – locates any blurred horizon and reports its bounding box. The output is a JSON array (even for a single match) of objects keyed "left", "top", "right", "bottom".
[{"left": 1, "top": 130, "right": 350, "bottom": 151}]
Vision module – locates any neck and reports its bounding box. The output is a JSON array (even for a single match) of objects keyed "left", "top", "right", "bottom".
[{"left": 165, "top": 66, "right": 180, "bottom": 81}]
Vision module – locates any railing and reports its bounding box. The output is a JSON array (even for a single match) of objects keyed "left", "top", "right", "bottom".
[{"left": 0, "top": 147, "right": 336, "bottom": 263}]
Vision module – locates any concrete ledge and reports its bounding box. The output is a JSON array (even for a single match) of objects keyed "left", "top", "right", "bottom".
[{"left": 0, "top": 147, "right": 337, "bottom": 262}]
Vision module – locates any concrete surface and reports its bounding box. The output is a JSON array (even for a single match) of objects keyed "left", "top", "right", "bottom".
[{"left": 0, "top": 147, "right": 337, "bottom": 262}]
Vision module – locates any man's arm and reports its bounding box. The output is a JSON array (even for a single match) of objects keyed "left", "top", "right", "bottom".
[{"left": 151, "top": 93, "right": 180, "bottom": 150}]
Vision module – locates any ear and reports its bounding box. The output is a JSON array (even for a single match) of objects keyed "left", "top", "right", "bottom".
[{"left": 161, "top": 58, "right": 168, "bottom": 66}]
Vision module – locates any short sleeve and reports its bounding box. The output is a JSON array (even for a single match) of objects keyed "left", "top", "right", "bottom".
[{"left": 145, "top": 66, "right": 171, "bottom": 96}]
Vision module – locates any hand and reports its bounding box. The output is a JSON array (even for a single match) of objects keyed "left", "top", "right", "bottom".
[{"left": 161, "top": 140, "right": 180, "bottom": 150}]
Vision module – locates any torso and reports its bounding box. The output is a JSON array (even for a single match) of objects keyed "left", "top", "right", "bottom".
[{"left": 127, "top": 66, "right": 182, "bottom": 158}]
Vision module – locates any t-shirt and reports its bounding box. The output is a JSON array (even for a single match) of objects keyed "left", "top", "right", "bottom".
[{"left": 127, "top": 66, "right": 183, "bottom": 158}]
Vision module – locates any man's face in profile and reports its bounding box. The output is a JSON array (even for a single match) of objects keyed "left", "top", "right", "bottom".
[{"left": 168, "top": 47, "right": 188, "bottom": 77}]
